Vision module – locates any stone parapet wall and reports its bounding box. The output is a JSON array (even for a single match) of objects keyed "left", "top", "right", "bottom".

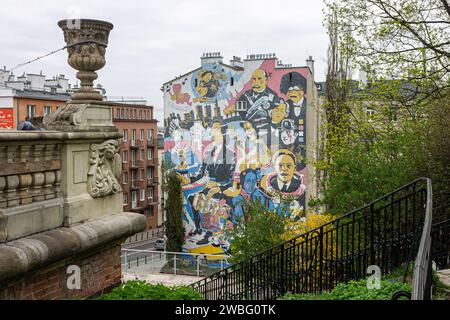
[{"left": 0, "top": 243, "right": 122, "bottom": 300}]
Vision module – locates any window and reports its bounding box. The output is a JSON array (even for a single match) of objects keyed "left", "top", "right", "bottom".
[
  {"left": 122, "top": 172, "right": 128, "bottom": 184},
  {"left": 147, "top": 148, "right": 153, "bottom": 160},
  {"left": 147, "top": 187, "right": 153, "bottom": 199},
  {"left": 123, "top": 129, "right": 128, "bottom": 141},
  {"left": 365, "top": 107, "right": 375, "bottom": 121},
  {"left": 140, "top": 129, "right": 144, "bottom": 141},
  {"left": 147, "top": 129, "right": 154, "bottom": 140},
  {"left": 44, "top": 106, "right": 52, "bottom": 115},
  {"left": 147, "top": 168, "right": 153, "bottom": 180},
  {"left": 139, "top": 110, "right": 142, "bottom": 119},
  {"left": 389, "top": 106, "right": 399, "bottom": 122},
  {"left": 140, "top": 149, "right": 145, "bottom": 160},
  {"left": 120, "top": 108, "right": 124, "bottom": 119},
  {"left": 147, "top": 206, "right": 154, "bottom": 217},
  {"left": 123, "top": 193, "right": 128, "bottom": 205},
  {"left": 132, "top": 129, "right": 136, "bottom": 141},
  {"left": 140, "top": 169, "right": 144, "bottom": 180},
  {"left": 140, "top": 189, "right": 145, "bottom": 201},
  {"left": 27, "top": 105, "right": 36, "bottom": 118},
  {"left": 133, "top": 109, "right": 137, "bottom": 119},
  {"left": 125, "top": 109, "right": 128, "bottom": 119},
  {"left": 236, "top": 101, "right": 247, "bottom": 112},
  {"left": 131, "top": 191, "right": 137, "bottom": 208},
  {"left": 131, "top": 150, "right": 136, "bottom": 166},
  {"left": 131, "top": 170, "right": 137, "bottom": 184},
  {"left": 116, "top": 108, "right": 120, "bottom": 118},
  {"left": 122, "top": 151, "right": 128, "bottom": 163}
]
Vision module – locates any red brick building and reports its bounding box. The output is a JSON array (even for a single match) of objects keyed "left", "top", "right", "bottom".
[{"left": 111, "top": 102, "right": 160, "bottom": 229}]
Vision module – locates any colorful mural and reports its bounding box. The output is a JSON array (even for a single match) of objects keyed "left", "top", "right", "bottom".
[
  {"left": 0, "top": 109, "right": 14, "bottom": 129},
  {"left": 164, "top": 58, "right": 309, "bottom": 257}
]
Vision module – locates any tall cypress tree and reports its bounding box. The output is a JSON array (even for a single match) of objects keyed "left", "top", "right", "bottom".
[{"left": 165, "top": 172, "right": 185, "bottom": 252}]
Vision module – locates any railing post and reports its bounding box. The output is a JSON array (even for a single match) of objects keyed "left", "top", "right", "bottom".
[
  {"left": 174, "top": 255, "right": 177, "bottom": 275},
  {"left": 152, "top": 253, "right": 154, "bottom": 273},
  {"left": 124, "top": 251, "right": 128, "bottom": 271},
  {"left": 370, "top": 203, "right": 376, "bottom": 266},
  {"left": 319, "top": 226, "right": 324, "bottom": 292},
  {"left": 280, "top": 243, "right": 285, "bottom": 296},
  {"left": 197, "top": 255, "right": 200, "bottom": 277},
  {"left": 224, "top": 268, "right": 228, "bottom": 300}
]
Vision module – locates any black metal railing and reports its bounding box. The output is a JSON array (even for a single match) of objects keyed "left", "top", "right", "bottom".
[
  {"left": 431, "top": 219, "right": 450, "bottom": 270},
  {"left": 191, "top": 178, "right": 435, "bottom": 300}
]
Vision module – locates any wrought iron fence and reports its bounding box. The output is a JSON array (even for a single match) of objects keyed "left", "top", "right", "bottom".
[
  {"left": 121, "top": 249, "right": 229, "bottom": 277},
  {"left": 123, "top": 228, "right": 164, "bottom": 245},
  {"left": 431, "top": 219, "right": 450, "bottom": 270},
  {"left": 191, "top": 178, "right": 435, "bottom": 300}
]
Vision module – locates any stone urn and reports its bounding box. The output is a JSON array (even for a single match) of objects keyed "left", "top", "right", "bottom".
[{"left": 58, "top": 19, "right": 114, "bottom": 101}]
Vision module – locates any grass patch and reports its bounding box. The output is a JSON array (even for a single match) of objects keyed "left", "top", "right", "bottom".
[
  {"left": 93, "top": 280, "right": 202, "bottom": 300},
  {"left": 279, "top": 278, "right": 411, "bottom": 300}
]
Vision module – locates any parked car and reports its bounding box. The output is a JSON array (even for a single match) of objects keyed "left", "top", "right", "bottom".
[{"left": 154, "top": 238, "right": 165, "bottom": 251}]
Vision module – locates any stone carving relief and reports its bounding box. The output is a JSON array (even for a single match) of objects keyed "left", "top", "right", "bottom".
[
  {"left": 87, "top": 139, "right": 122, "bottom": 198},
  {"left": 43, "top": 104, "right": 87, "bottom": 126}
]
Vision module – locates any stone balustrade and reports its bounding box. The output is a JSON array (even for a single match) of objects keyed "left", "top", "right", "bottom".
[{"left": 0, "top": 140, "right": 62, "bottom": 209}]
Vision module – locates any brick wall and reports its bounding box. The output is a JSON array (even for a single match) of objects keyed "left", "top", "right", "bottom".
[{"left": 0, "top": 243, "right": 122, "bottom": 300}]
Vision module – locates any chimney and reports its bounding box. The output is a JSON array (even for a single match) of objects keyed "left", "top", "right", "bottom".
[
  {"left": 200, "top": 52, "right": 223, "bottom": 67},
  {"left": 230, "top": 56, "right": 243, "bottom": 68},
  {"left": 306, "top": 56, "right": 315, "bottom": 77}
]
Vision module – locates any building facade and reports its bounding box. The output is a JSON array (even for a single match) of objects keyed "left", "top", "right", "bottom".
[
  {"left": 0, "top": 70, "right": 105, "bottom": 128},
  {"left": 111, "top": 102, "right": 161, "bottom": 229},
  {"left": 163, "top": 52, "right": 321, "bottom": 256}
]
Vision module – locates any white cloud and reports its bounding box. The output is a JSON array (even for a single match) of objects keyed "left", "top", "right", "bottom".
[{"left": 0, "top": 0, "right": 328, "bottom": 122}]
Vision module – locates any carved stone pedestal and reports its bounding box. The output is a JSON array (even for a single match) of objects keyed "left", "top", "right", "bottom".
[{"left": 43, "top": 101, "right": 118, "bottom": 132}]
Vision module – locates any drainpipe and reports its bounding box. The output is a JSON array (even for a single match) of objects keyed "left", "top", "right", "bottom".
[{"left": 16, "top": 97, "right": 20, "bottom": 128}]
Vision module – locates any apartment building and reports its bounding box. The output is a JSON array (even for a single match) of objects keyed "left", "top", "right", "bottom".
[{"left": 112, "top": 102, "right": 161, "bottom": 229}]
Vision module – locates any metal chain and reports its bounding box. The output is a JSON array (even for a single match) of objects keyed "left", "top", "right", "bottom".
[{"left": 9, "top": 40, "right": 108, "bottom": 72}]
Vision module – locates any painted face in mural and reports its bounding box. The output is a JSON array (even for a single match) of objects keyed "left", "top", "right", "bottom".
[
  {"left": 280, "top": 119, "right": 298, "bottom": 145},
  {"left": 211, "top": 122, "right": 223, "bottom": 144},
  {"left": 287, "top": 86, "right": 305, "bottom": 103},
  {"left": 275, "top": 153, "right": 296, "bottom": 183},
  {"left": 244, "top": 122, "right": 257, "bottom": 142},
  {"left": 243, "top": 171, "right": 257, "bottom": 194},
  {"left": 270, "top": 101, "right": 288, "bottom": 124},
  {"left": 251, "top": 69, "right": 268, "bottom": 93}
]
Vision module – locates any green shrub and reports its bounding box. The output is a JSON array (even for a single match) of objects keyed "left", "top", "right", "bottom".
[
  {"left": 94, "top": 280, "right": 202, "bottom": 300},
  {"left": 280, "top": 278, "right": 411, "bottom": 300}
]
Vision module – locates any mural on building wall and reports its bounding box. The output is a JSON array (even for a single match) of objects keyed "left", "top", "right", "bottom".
[
  {"left": 0, "top": 108, "right": 14, "bottom": 129},
  {"left": 164, "top": 58, "right": 308, "bottom": 257}
]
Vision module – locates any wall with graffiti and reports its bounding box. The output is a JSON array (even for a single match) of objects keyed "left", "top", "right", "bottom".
[{"left": 163, "top": 55, "right": 310, "bottom": 258}]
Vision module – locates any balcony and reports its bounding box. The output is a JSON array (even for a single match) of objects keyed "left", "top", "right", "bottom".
[
  {"left": 147, "top": 157, "right": 158, "bottom": 166},
  {"left": 130, "top": 181, "right": 139, "bottom": 190},
  {"left": 147, "top": 177, "right": 159, "bottom": 186},
  {"left": 147, "top": 138, "right": 156, "bottom": 146},
  {"left": 130, "top": 140, "right": 138, "bottom": 148}
]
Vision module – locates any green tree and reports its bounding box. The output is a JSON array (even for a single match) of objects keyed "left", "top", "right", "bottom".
[
  {"left": 314, "top": 0, "right": 450, "bottom": 220},
  {"left": 165, "top": 172, "right": 185, "bottom": 252},
  {"left": 227, "top": 201, "right": 289, "bottom": 264}
]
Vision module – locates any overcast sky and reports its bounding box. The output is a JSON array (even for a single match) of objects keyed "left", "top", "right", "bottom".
[{"left": 1, "top": 0, "right": 329, "bottom": 122}]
